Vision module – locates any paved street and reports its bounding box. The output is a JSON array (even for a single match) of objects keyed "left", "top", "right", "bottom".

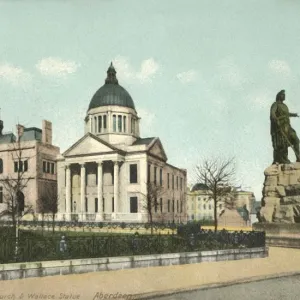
[{"left": 150, "top": 275, "right": 300, "bottom": 300}]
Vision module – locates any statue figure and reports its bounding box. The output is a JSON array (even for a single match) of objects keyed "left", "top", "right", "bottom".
[{"left": 270, "top": 90, "right": 300, "bottom": 164}]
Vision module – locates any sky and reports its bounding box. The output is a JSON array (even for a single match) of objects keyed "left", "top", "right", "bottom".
[{"left": 1, "top": 0, "right": 300, "bottom": 201}]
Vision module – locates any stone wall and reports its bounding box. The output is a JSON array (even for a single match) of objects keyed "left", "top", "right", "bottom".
[{"left": 0, "top": 247, "right": 268, "bottom": 281}]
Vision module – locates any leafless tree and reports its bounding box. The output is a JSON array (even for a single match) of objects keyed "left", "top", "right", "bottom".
[
  {"left": 38, "top": 181, "right": 58, "bottom": 233},
  {"left": 141, "top": 182, "right": 165, "bottom": 234},
  {"left": 195, "top": 157, "right": 236, "bottom": 232}
]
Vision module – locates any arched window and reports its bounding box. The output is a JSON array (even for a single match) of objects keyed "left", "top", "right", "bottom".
[
  {"left": 98, "top": 116, "right": 102, "bottom": 133},
  {"left": 118, "top": 115, "right": 122, "bottom": 132},
  {"left": 123, "top": 116, "right": 126, "bottom": 132},
  {"left": 94, "top": 116, "right": 97, "bottom": 133},
  {"left": 131, "top": 118, "right": 135, "bottom": 134},
  {"left": 0, "top": 159, "right": 3, "bottom": 173},
  {"left": 203, "top": 204, "right": 206, "bottom": 210},
  {"left": 103, "top": 115, "right": 107, "bottom": 130},
  {"left": 113, "top": 115, "right": 116, "bottom": 132}
]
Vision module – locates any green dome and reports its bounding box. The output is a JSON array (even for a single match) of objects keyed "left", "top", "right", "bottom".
[{"left": 88, "top": 63, "right": 135, "bottom": 111}]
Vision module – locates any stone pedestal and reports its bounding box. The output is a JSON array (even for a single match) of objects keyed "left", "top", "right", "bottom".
[{"left": 260, "top": 163, "right": 300, "bottom": 223}]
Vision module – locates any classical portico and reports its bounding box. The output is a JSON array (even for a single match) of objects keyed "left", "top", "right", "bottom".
[{"left": 56, "top": 63, "right": 187, "bottom": 223}]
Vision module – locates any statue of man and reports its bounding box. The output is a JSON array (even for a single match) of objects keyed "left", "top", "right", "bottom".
[{"left": 270, "top": 90, "right": 300, "bottom": 164}]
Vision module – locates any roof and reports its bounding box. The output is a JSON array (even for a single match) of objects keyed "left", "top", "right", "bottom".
[
  {"left": 191, "top": 183, "right": 209, "bottom": 192},
  {"left": 88, "top": 63, "right": 135, "bottom": 111},
  {"left": 19, "top": 127, "right": 42, "bottom": 142},
  {"left": 132, "top": 137, "right": 155, "bottom": 146},
  {"left": 0, "top": 133, "right": 16, "bottom": 144}
]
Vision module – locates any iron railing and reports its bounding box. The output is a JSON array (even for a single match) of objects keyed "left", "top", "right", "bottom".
[{"left": 0, "top": 230, "right": 265, "bottom": 264}]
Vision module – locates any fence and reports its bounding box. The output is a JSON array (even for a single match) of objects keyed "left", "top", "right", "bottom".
[{"left": 0, "top": 229, "right": 265, "bottom": 264}]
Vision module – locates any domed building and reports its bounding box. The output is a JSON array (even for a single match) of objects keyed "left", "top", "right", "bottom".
[{"left": 57, "top": 63, "right": 187, "bottom": 222}]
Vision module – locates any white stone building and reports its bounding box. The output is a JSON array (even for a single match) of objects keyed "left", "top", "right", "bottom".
[{"left": 57, "top": 63, "right": 187, "bottom": 223}]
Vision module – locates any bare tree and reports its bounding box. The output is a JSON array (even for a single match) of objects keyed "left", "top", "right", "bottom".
[
  {"left": 141, "top": 182, "right": 165, "bottom": 234},
  {"left": 38, "top": 181, "right": 58, "bottom": 233},
  {"left": 195, "top": 157, "right": 236, "bottom": 232}
]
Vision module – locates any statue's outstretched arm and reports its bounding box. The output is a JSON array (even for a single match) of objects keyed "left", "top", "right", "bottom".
[{"left": 289, "top": 113, "right": 299, "bottom": 117}]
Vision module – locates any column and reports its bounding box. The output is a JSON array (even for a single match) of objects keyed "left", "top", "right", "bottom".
[
  {"left": 96, "top": 161, "right": 103, "bottom": 221},
  {"left": 113, "top": 161, "right": 119, "bottom": 218},
  {"left": 89, "top": 115, "right": 92, "bottom": 132},
  {"left": 65, "top": 165, "right": 71, "bottom": 221},
  {"left": 80, "top": 163, "right": 86, "bottom": 220}
]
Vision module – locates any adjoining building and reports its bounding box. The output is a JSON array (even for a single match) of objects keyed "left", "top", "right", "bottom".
[
  {"left": 0, "top": 120, "right": 60, "bottom": 219},
  {"left": 186, "top": 184, "right": 255, "bottom": 226},
  {"left": 57, "top": 63, "right": 187, "bottom": 223}
]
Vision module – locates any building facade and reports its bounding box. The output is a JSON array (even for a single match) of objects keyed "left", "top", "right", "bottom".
[
  {"left": 186, "top": 184, "right": 255, "bottom": 225},
  {"left": 0, "top": 120, "right": 60, "bottom": 218},
  {"left": 57, "top": 63, "right": 187, "bottom": 223}
]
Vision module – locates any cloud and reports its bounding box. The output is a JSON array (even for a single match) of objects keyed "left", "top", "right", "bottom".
[
  {"left": 0, "top": 63, "right": 31, "bottom": 86},
  {"left": 176, "top": 70, "right": 197, "bottom": 84},
  {"left": 112, "top": 56, "right": 160, "bottom": 84},
  {"left": 137, "top": 107, "right": 156, "bottom": 135},
  {"left": 36, "top": 57, "right": 79, "bottom": 77},
  {"left": 251, "top": 89, "right": 273, "bottom": 110},
  {"left": 269, "top": 59, "right": 291, "bottom": 77}
]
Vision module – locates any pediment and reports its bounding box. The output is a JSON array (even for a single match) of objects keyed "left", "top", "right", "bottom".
[
  {"left": 148, "top": 138, "right": 167, "bottom": 161},
  {"left": 63, "top": 134, "right": 117, "bottom": 157}
]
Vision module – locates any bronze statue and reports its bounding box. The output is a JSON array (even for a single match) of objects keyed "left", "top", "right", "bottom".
[{"left": 270, "top": 90, "right": 300, "bottom": 164}]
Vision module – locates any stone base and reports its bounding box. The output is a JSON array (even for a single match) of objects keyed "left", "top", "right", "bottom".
[{"left": 260, "top": 163, "right": 300, "bottom": 223}]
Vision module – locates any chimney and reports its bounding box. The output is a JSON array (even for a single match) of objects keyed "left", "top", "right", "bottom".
[
  {"left": 16, "top": 124, "right": 24, "bottom": 141},
  {"left": 42, "top": 120, "right": 52, "bottom": 145},
  {"left": 0, "top": 120, "right": 3, "bottom": 136}
]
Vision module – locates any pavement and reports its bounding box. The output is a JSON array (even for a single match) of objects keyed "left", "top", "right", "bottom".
[{"left": 1, "top": 247, "right": 300, "bottom": 300}]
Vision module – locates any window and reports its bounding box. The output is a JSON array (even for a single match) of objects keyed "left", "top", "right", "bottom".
[
  {"left": 203, "top": 204, "right": 206, "bottom": 210},
  {"left": 131, "top": 118, "right": 135, "bottom": 134},
  {"left": 103, "top": 115, "right": 107, "bottom": 129},
  {"left": 50, "top": 163, "right": 54, "bottom": 174},
  {"left": 154, "top": 166, "right": 157, "bottom": 185},
  {"left": 129, "top": 164, "right": 138, "bottom": 183},
  {"left": 94, "top": 116, "right": 97, "bottom": 133},
  {"left": 123, "top": 116, "right": 126, "bottom": 132},
  {"left": 43, "top": 161, "right": 46, "bottom": 173},
  {"left": 85, "top": 197, "right": 88, "bottom": 212},
  {"left": 147, "top": 164, "right": 151, "bottom": 183},
  {"left": 0, "top": 159, "right": 3, "bottom": 174},
  {"left": 98, "top": 116, "right": 102, "bottom": 133},
  {"left": 172, "top": 200, "right": 175, "bottom": 212},
  {"left": 0, "top": 187, "right": 2, "bottom": 203},
  {"left": 103, "top": 197, "right": 105, "bottom": 212},
  {"left": 209, "top": 204, "right": 212, "bottom": 210},
  {"left": 118, "top": 115, "right": 122, "bottom": 132},
  {"left": 95, "top": 198, "right": 98, "bottom": 213},
  {"left": 14, "top": 160, "right": 28, "bottom": 172},
  {"left": 113, "top": 115, "right": 116, "bottom": 132},
  {"left": 168, "top": 200, "right": 170, "bottom": 212},
  {"left": 130, "top": 197, "right": 138, "bottom": 213},
  {"left": 180, "top": 178, "right": 183, "bottom": 190},
  {"left": 177, "top": 200, "right": 179, "bottom": 212},
  {"left": 180, "top": 201, "right": 183, "bottom": 213},
  {"left": 154, "top": 198, "right": 158, "bottom": 213},
  {"left": 176, "top": 176, "right": 178, "bottom": 190},
  {"left": 112, "top": 197, "right": 114, "bottom": 212},
  {"left": 172, "top": 175, "right": 174, "bottom": 190},
  {"left": 167, "top": 173, "right": 170, "bottom": 189},
  {"left": 47, "top": 162, "right": 50, "bottom": 173},
  {"left": 160, "top": 198, "right": 163, "bottom": 213},
  {"left": 160, "top": 168, "right": 163, "bottom": 186}
]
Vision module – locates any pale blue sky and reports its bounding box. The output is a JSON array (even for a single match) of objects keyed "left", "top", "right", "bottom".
[{"left": 1, "top": 0, "right": 300, "bottom": 200}]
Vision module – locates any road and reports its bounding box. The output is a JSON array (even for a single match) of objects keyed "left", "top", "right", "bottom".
[{"left": 149, "top": 275, "right": 300, "bottom": 300}]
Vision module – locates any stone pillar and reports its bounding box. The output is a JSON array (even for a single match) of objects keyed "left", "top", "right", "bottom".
[
  {"left": 113, "top": 161, "right": 119, "bottom": 219},
  {"left": 96, "top": 161, "right": 103, "bottom": 221},
  {"left": 65, "top": 164, "right": 71, "bottom": 221},
  {"left": 80, "top": 163, "right": 86, "bottom": 221},
  {"left": 89, "top": 115, "right": 92, "bottom": 132}
]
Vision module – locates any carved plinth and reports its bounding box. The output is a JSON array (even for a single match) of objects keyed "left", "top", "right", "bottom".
[{"left": 260, "top": 163, "right": 300, "bottom": 223}]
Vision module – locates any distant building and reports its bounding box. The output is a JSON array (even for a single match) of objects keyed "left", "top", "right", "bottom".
[
  {"left": 0, "top": 120, "right": 60, "bottom": 218},
  {"left": 57, "top": 63, "right": 187, "bottom": 222},
  {"left": 186, "top": 184, "right": 255, "bottom": 226}
]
